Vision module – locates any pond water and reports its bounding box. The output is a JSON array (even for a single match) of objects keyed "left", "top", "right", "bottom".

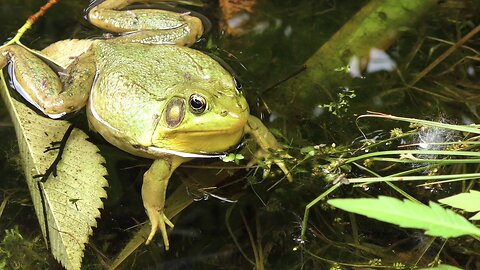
[{"left": 0, "top": 0, "right": 479, "bottom": 269}]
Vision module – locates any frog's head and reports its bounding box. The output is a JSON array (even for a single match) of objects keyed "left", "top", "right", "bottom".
[{"left": 152, "top": 79, "right": 249, "bottom": 154}]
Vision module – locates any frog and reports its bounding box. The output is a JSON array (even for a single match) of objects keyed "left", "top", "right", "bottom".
[{"left": 0, "top": 0, "right": 291, "bottom": 250}]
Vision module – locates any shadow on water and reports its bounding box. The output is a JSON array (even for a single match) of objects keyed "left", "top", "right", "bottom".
[{"left": 0, "top": 0, "right": 479, "bottom": 269}]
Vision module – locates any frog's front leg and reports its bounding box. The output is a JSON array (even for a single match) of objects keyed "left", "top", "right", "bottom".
[
  {"left": 142, "top": 156, "right": 187, "bottom": 250},
  {"left": 88, "top": 0, "right": 204, "bottom": 46},
  {"left": 245, "top": 116, "right": 293, "bottom": 182},
  {"left": 0, "top": 45, "right": 95, "bottom": 117}
]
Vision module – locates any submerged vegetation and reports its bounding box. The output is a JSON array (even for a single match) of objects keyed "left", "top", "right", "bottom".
[
  {"left": 0, "top": 227, "right": 51, "bottom": 269},
  {"left": 0, "top": 0, "right": 479, "bottom": 269}
]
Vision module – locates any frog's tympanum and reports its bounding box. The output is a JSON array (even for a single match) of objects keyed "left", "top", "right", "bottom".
[{"left": 0, "top": 0, "right": 291, "bottom": 250}]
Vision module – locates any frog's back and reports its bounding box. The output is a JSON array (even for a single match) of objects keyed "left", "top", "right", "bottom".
[
  {"left": 92, "top": 41, "right": 233, "bottom": 97},
  {"left": 87, "top": 41, "right": 234, "bottom": 151}
]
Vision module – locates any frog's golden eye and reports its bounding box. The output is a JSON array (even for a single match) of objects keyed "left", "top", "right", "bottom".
[{"left": 189, "top": 94, "right": 207, "bottom": 114}]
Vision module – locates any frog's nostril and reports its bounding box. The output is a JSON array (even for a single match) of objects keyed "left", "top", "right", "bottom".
[{"left": 220, "top": 110, "right": 228, "bottom": 117}]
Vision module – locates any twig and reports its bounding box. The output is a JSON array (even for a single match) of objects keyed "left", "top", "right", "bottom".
[
  {"left": 1, "top": 0, "right": 58, "bottom": 48},
  {"left": 409, "top": 25, "right": 480, "bottom": 86}
]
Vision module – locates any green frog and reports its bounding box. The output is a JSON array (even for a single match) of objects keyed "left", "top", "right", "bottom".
[{"left": 0, "top": 0, "right": 291, "bottom": 250}]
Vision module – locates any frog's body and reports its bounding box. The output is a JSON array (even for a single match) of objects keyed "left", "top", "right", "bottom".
[{"left": 0, "top": 0, "right": 290, "bottom": 250}]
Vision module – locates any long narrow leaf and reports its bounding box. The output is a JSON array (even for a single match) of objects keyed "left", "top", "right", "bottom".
[
  {"left": 359, "top": 112, "right": 480, "bottom": 134},
  {"left": 328, "top": 196, "right": 480, "bottom": 238},
  {"left": 347, "top": 150, "right": 480, "bottom": 164},
  {"left": 347, "top": 173, "right": 480, "bottom": 184}
]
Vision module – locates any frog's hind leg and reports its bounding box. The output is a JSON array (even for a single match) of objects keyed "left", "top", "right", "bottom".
[
  {"left": 88, "top": 0, "right": 204, "bottom": 46},
  {"left": 0, "top": 44, "right": 96, "bottom": 118}
]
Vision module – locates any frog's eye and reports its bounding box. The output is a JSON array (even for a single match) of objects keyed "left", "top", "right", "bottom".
[{"left": 189, "top": 94, "right": 207, "bottom": 114}]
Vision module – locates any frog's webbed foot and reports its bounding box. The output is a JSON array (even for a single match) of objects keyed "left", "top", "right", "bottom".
[
  {"left": 145, "top": 205, "right": 174, "bottom": 249},
  {"left": 247, "top": 148, "right": 292, "bottom": 182},
  {"left": 245, "top": 116, "right": 293, "bottom": 182}
]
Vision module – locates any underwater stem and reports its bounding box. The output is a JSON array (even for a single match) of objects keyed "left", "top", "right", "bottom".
[
  {"left": 410, "top": 24, "right": 480, "bottom": 86},
  {"left": 301, "top": 182, "right": 341, "bottom": 242}
]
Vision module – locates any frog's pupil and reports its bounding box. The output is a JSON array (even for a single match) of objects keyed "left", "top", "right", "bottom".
[
  {"left": 191, "top": 97, "right": 203, "bottom": 109},
  {"left": 189, "top": 94, "right": 206, "bottom": 113}
]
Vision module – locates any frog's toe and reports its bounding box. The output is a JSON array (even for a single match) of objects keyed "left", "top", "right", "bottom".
[
  {"left": 246, "top": 149, "right": 267, "bottom": 168},
  {"left": 145, "top": 208, "right": 174, "bottom": 250},
  {"left": 273, "top": 157, "right": 293, "bottom": 182}
]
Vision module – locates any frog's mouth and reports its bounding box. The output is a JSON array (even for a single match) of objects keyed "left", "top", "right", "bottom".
[
  {"left": 166, "top": 127, "right": 244, "bottom": 136},
  {"left": 153, "top": 102, "right": 248, "bottom": 137},
  {"left": 146, "top": 126, "right": 247, "bottom": 158},
  {"left": 150, "top": 117, "right": 246, "bottom": 156}
]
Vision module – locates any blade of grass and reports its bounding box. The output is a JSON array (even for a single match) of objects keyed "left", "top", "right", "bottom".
[
  {"left": 358, "top": 112, "right": 480, "bottom": 134},
  {"left": 301, "top": 183, "right": 342, "bottom": 241},
  {"left": 347, "top": 173, "right": 480, "bottom": 184},
  {"left": 346, "top": 150, "right": 480, "bottom": 164},
  {"left": 370, "top": 157, "right": 480, "bottom": 164},
  {"left": 352, "top": 162, "right": 420, "bottom": 203},
  {"left": 417, "top": 178, "right": 475, "bottom": 187}
]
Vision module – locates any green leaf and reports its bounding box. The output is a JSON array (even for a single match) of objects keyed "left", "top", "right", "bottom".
[
  {"left": 222, "top": 153, "right": 244, "bottom": 163},
  {"left": 328, "top": 196, "right": 480, "bottom": 238},
  {"left": 235, "top": 153, "right": 245, "bottom": 160},
  {"left": 222, "top": 153, "right": 236, "bottom": 162},
  {"left": 1, "top": 72, "right": 108, "bottom": 270},
  {"left": 439, "top": 190, "right": 480, "bottom": 212},
  {"left": 419, "top": 264, "right": 463, "bottom": 270}
]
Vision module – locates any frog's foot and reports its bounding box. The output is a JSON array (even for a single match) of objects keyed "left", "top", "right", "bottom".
[
  {"left": 145, "top": 206, "right": 174, "bottom": 250},
  {"left": 245, "top": 115, "right": 293, "bottom": 182},
  {"left": 247, "top": 149, "right": 293, "bottom": 182}
]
